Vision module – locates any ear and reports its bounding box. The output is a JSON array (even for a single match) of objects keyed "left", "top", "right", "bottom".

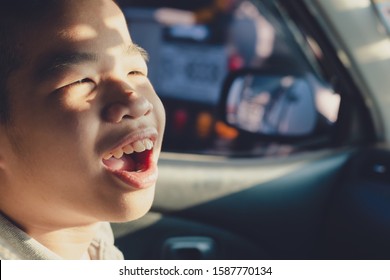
[
  {"left": 0, "top": 156, "right": 6, "bottom": 170},
  {"left": 0, "top": 126, "right": 11, "bottom": 170},
  {"left": 0, "top": 154, "right": 7, "bottom": 171}
]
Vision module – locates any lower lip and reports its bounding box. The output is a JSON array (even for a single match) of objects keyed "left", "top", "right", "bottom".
[{"left": 105, "top": 163, "right": 158, "bottom": 190}]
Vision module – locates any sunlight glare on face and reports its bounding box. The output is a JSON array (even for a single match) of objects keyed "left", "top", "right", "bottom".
[{"left": 59, "top": 24, "right": 98, "bottom": 41}]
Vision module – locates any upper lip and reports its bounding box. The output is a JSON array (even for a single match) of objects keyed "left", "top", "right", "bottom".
[{"left": 102, "top": 127, "right": 158, "bottom": 157}]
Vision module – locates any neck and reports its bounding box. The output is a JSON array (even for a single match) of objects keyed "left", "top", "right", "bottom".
[
  {"left": 26, "top": 223, "right": 100, "bottom": 260},
  {"left": 0, "top": 203, "right": 101, "bottom": 259}
]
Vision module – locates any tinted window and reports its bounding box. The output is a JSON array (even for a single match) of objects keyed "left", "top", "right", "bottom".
[{"left": 118, "top": 0, "right": 341, "bottom": 157}]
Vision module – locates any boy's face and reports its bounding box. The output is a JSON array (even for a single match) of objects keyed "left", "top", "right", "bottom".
[{"left": 0, "top": 0, "right": 165, "bottom": 227}]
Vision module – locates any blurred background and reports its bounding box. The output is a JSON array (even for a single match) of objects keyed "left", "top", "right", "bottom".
[{"left": 117, "top": 0, "right": 341, "bottom": 157}]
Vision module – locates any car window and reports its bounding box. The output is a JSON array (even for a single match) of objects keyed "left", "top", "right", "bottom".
[{"left": 118, "top": 0, "right": 345, "bottom": 157}]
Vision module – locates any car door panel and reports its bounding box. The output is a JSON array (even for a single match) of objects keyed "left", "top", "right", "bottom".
[
  {"left": 325, "top": 146, "right": 390, "bottom": 259},
  {"left": 113, "top": 211, "right": 265, "bottom": 259}
]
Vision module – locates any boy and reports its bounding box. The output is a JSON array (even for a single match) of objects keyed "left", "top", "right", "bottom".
[{"left": 0, "top": 0, "right": 165, "bottom": 259}]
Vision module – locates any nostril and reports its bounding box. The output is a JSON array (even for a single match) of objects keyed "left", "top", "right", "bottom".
[
  {"left": 103, "top": 97, "right": 154, "bottom": 123},
  {"left": 103, "top": 103, "right": 124, "bottom": 123},
  {"left": 124, "top": 90, "right": 134, "bottom": 98}
]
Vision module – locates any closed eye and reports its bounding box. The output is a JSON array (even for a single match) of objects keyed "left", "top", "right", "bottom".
[
  {"left": 128, "top": 70, "right": 145, "bottom": 76},
  {"left": 57, "top": 78, "right": 96, "bottom": 94},
  {"left": 69, "top": 78, "right": 95, "bottom": 87}
]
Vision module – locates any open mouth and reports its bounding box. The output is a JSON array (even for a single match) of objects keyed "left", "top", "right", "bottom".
[{"left": 102, "top": 139, "right": 154, "bottom": 173}]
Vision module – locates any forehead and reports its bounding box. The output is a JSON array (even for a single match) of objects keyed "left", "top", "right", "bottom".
[
  {"left": 15, "top": 0, "right": 133, "bottom": 71},
  {"left": 17, "top": 0, "right": 129, "bottom": 54},
  {"left": 46, "top": 0, "right": 129, "bottom": 44},
  {"left": 58, "top": 0, "right": 126, "bottom": 36}
]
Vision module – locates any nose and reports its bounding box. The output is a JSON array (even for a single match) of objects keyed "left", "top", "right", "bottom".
[{"left": 102, "top": 82, "right": 153, "bottom": 123}]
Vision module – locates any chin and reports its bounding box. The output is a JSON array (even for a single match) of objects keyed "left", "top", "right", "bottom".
[{"left": 104, "top": 186, "right": 155, "bottom": 223}]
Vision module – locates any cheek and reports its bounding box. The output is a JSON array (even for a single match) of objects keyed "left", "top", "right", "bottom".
[
  {"left": 139, "top": 82, "right": 166, "bottom": 128},
  {"left": 156, "top": 98, "right": 166, "bottom": 130},
  {"left": 58, "top": 89, "right": 98, "bottom": 112},
  {"left": 152, "top": 94, "right": 166, "bottom": 131},
  {"left": 45, "top": 90, "right": 100, "bottom": 133},
  {"left": 9, "top": 95, "right": 100, "bottom": 173}
]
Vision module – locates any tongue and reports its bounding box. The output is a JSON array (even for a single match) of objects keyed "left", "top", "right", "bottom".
[{"left": 103, "top": 155, "right": 136, "bottom": 172}]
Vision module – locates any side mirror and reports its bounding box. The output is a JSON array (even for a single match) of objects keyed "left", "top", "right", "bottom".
[{"left": 220, "top": 69, "right": 341, "bottom": 139}]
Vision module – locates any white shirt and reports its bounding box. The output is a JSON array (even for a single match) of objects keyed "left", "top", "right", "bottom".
[{"left": 0, "top": 212, "right": 124, "bottom": 260}]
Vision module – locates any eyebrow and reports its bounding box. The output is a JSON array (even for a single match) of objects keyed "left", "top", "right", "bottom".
[
  {"left": 35, "top": 43, "right": 149, "bottom": 81},
  {"left": 36, "top": 52, "right": 99, "bottom": 81},
  {"left": 127, "top": 43, "right": 149, "bottom": 62}
]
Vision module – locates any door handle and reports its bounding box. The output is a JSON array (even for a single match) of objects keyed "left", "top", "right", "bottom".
[{"left": 161, "top": 236, "right": 217, "bottom": 259}]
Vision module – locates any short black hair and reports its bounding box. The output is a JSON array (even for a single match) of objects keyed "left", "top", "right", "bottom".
[{"left": 0, "top": 0, "right": 59, "bottom": 123}]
